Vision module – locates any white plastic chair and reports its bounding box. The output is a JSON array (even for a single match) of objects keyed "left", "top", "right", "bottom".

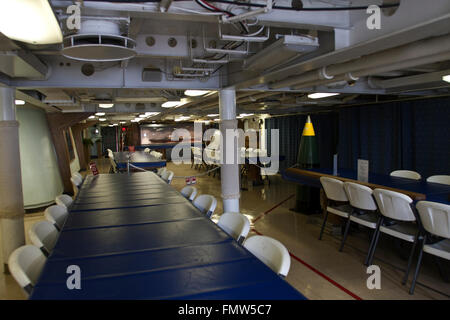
[
  {"left": 340, "top": 182, "right": 380, "bottom": 255},
  {"left": 217, "top": 212, "right": 250, "bottom": 244},
  {"left": 319, "top": 177, "right": 352, "bottom": 240},
  {"left": 55, "top": 194, "right": 73, "bottom": 208},
  {"left": 44, "top": 204, "right": 68, "bottom": 230},
  {"left": 193, "top": 194, "right": 217, "bottom": 218},
  {"left": 409, "top": 201, "right": 450, "bottom": 294},
  {"left": 426, "top": 175, "right": 450, "bottom": 185},
  {"left": 161, "top": 170, "right": 174, "bottom": 184},
  {"left": 70, "top": 175, "right": 83, "bottom": 195},
  {"left": 181, "top": 186, "right": 198, "bottom": 201},
  {"left": 390, "top": 170, "right": 421, "bottom": 180},
  {"left": 243, "top": 235, "right": 291, "bottom": 277},
  {"left": 144, "top": 148, "right": 151, "bottom": 153},
  {"left": 370, "top": 188, "right": 419, "bottom": 283},
  {"left": 72, "top": 172, "right": 83, "bottom": 181},
  {"left": 157, "top": 167, "right": 167, "bottom": 177},
  {"left": 28, "top": 221, "right": 59, "bottom": 256},
  {"left": 8, "top": 245, "right": 47, "bottom": 296}
]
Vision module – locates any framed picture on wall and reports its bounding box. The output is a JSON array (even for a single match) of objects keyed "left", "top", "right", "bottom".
[{"left": 65, "top": 129, "right": 75, "bottom": 161}]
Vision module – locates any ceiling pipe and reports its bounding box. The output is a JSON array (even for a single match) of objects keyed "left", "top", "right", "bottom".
[
  {"left": 292, "top": 51, "right": 450, "bottom": 90},
  {"left": 270, "top": 33, "right": 450, "bottom": 89}
]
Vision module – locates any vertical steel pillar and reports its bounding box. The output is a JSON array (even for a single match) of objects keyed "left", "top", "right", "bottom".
[
  {"left": 0, "top": 87, "right": 25, "bottom": 273},
  {"left": 219, "top": 88, "right": 240, "bottom": 213}
]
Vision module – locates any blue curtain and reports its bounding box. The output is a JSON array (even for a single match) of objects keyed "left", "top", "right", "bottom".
[{"left": 266, "top": 96, "right": 450, "bottom": 177}]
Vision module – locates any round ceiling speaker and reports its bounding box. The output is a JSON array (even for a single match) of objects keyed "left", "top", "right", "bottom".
[{"left": 62, "top": 20, "right": 136, "bottom": 62}]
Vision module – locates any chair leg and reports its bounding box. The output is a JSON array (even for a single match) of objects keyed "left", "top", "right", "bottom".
[
  {"left": 319, "top": 210, "right": 329, "bottom": 240},
  {"left": 339, "top": 217, "right": 352, "bottom": 252},
  {"left": 402, "top": 232, "right": 420, "bottom": 285},
  {"left": 365, "top": 217, "right": 383, "bottom": 266},
  {"left": 409, "top": 237, "right": 426, "bottom": 295},
  {"left": 367, "top": 222, "right": 383, "bottom": 266}
]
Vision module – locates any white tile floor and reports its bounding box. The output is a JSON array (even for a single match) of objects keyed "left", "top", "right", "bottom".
[{"left": 1, "top": 160, "right": 449, "bottom": 300}]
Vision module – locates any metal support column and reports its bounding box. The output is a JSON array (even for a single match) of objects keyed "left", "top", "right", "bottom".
[
  {"left": 219, "top": 88, "right": 240, "bottom": 213},
  {"left": 0, "top": 87, "right": 25, "bottom": 273}
]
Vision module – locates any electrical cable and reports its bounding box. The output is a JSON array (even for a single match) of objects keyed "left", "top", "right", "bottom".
[{"left": 208, "top": 0, "right": 400, "bottom": 11}]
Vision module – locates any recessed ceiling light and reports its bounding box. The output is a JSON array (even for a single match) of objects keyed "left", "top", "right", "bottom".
[
  {"left": 15, "top": 99, "right": 25, "bottom": 105},
  {"left": 0, "top": 0, "right": 63, "bottom": 44},
  {"left": 443, "top": 75, "right": 450, "bottom": 83},
  {"left": 161, "top": 101, "right": 181, "bottom": 108},
  {"left": 120, "top": 121, "right": 126, "bottom": 124},
  {"left": 99, "top": 103, "right": 114, "bottom": 109},
  {"left": 98, "top": 118, "right": 106, "bottom": 122},
  {"left": 88, "top": 115, "right": 96, "bottom": 119},
  {"left": 139, "top": 114, "right": 147, "bottom": 118},
  {"left": 207, "top": 114, "right": 219, "bottom": 117},
  {"left": 184, "top": 90, "right": 211, "bottom": 97},
  {"left": 307, "top": 92, "right": 340, "bottom": 99},
  {"left": 95, "top": 112, "right": 105, "bottom": 116}
]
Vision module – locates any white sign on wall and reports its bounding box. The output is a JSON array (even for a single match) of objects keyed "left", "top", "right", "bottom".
[{"left": 357, "top": 159, "right": 369, "bottom": 182}]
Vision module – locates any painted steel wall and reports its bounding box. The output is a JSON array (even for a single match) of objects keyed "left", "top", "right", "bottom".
[{"left": 17, "top": 105, "right": 64, "bottom": 209}]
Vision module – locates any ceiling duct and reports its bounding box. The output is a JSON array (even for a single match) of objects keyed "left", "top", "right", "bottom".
[
  {"left": 62, "top": 19, "right": 137, "bottom": 62},
  {"left": 244, "top": 34, "right": 319, "bottom": 72}
]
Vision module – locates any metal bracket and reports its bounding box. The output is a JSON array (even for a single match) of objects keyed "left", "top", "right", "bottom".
[
  {"left": 221, "top": 0, "right": 272, "bottom": 23},
  {"left": 219, "top": 23, "right": 270, "bottom": 42}
]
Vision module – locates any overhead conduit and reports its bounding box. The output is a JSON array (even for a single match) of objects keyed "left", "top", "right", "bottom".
[{"left": 269, "top": 33, "right": 450, "bottom": 90}]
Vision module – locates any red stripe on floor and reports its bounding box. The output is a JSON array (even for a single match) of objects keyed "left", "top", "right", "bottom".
[{"left": 253, "top": 194, "right": 295, "bottom": 223}]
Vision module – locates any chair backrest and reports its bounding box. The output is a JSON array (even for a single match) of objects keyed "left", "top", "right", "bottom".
[
  {"left": 416, "top": 201, "right": 450, "bottom": 239},
  {"left": 55, "top": 194, "right": 73, "bottom": 208},
  {"left": 320, "top": 177, "right": 348, "bottom": 202},
  {"left": 157, "top": 167, "right": 167, "bottom": 176},
  {"left": 44, "top": 204, "right": 68, "bottom": 229},
  {"left": 193, "top": 194, "right": 217, "bottom": 218},
  {"left": 343, "top": 182, "right": 377, "bottom": 211},
  {"left": 181, "top": 186, "right": 198, "bottom": 201},
  {"left": 28, "top": 221, "right": 59, "bottom": 256},
  {"left": 426, "top": 175, "right": 450, "bottom": 185},
  {"left": 373, "top": 188, "right": 415, "bottom": 222},
  {"left": 161, "top": 170, "right": 174, "bottom": 184},
  {"left": 107, "top": 150, "right": 114, "bottom": 159},
  {"left": 243, "top": 235, "right": 291, "bottom": 277},
  {"left": 72, "top": 172, "right": 83, "bottom": 180},
  {"left": 144, "top": 148, "right": 150, "bottom": 153},
  {"left": 217, "top": 212, "right": 250, "bottom": 243},
  {"left": 8, "top": 245, "right": 46, "bottom": 296},
  {"left": 390, "top": 170, "right": 421, "bottom": 180},
  {"left": 70, "top": 175, "right": 82, "bottom": 187}
]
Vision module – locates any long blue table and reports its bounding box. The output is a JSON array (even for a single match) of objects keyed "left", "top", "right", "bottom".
[
  {"left": 30, "top": 172, "right": 305, "bottom": 300},
  {"left": 113, "top": 151, "right": 166, "bottom": 169},
  {"left": 283, "top": 168, "right": 450, "bottom": 204}
]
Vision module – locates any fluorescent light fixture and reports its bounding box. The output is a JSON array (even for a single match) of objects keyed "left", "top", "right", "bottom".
[
  {"left": 120, "top": 121, "right": 126, "bottom": 124},
  {"left": 88, "top": 115, "right": 96, "bottom": 119},
  {"left": 95, "top": 112, "right": 105, "bottom": 116},
  {"left": 112, "top": 124, "right": 118, "bottom": 126},
  {"left": 161, "top": 101, "right": 182, "bottom": 108},
  {"left": 214, "top": 118, "right": 220, "bottom": 122},
  {"left": 184, "top": 90, "right": 211, "bottom": 97},
  {"left": 130, "top": 119, "right": 139, "bottom": 123},
  {"left": 0, "top": 0, "right": 63, "bottom": 44},
  {"left": 98, "top": 118, "right": 106, "bottom": 122},
  {"left": 207, "top": 114, "right": 219, "bottom": 117},
  {"left": 174, "top": 116, "right": 191, "bottom": 122},
  {"left": 307, "top": 92, "right": 340, "bottom": 99},
  {"left": 99, "top": 103, "right": 114, "bottom": 109},
  {"left": 443, "top": 75, "right": 450, "bottom": 83},
  {"left": 15, "top": 99, "right": 25, "bottom": 105},
  {"left": 145, "top": 112, "right": 160, "bottom": 116},
  {"left": 139, "top": 114, "right": 147, "bottom": 118}
]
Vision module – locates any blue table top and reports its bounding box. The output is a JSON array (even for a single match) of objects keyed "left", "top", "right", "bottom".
[
  {"left": 31, "top": 172, "right": 305, "bottom": 300},
  {"left": 113, "top": 151, "right": 166, "bottom": 169},
  {"left": 283, "top": 168, "right": 450, "bottom": 204}
]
